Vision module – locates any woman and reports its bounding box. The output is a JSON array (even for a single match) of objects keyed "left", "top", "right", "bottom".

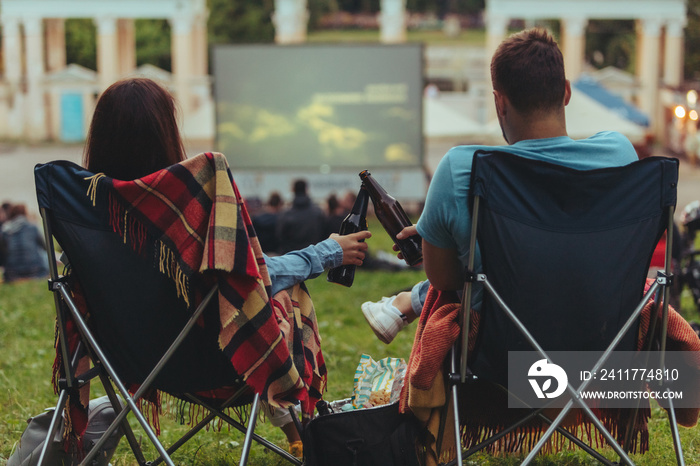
[{"left": 83, "top": 77, "right": 369, "bottom": 456}]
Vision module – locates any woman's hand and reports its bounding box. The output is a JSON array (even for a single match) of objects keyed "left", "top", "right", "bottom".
[{"left": 330, "top": 230, "right": 371, "bottom": 266}]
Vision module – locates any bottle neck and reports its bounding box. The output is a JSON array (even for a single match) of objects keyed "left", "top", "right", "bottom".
[
  {"left": 352, "top": 186, "right": 370, "bottom": 215},
  {"left": 361, "top": 174, "right": 390, "bottom": 200}
]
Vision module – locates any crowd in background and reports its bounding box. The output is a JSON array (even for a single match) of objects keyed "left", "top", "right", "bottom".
[
  {"left": 0, "top": 201, "right": 49, "bottom": 283},
  {"left": 249, "top": 179, "right": 406, "bottom": 271}
]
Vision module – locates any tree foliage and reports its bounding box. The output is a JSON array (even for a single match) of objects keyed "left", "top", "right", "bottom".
[
  {"left": 685, "top": 0, "right": 700, "bottom": 81},
  {"left": 65, "top": 19, "right": 96, "bottom": 71},
  {"left": 584, "top": 20, "right": 636, "bottom": 73},
  {"left": 135, "top": 20, "right": 172, "bottom": 71},
  {"left": 207, "top": 0, "right": 275, "bottom": 45}
]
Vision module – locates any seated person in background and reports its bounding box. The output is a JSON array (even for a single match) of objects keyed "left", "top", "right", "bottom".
[
  {"left": 252, "top": 191, "right": 284, "bottom": 254},
  {"left": 0, "top": 203, "right": 49, "bottom": 283},
  {"left": 276, "top": 179, "right": 327, "bottom": 254},
  {"left": 82, "top": 76, "right": 370, "bottom": 456},
  {"left": 362, "top": 27, "right": 639, "bottom": 343}
]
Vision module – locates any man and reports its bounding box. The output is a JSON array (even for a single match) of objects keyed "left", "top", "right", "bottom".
[
  {"left": 276, "top": 179, "right": 327, "bottom": 254},
  {"left": 362, "top": 27, "right": 639, "bottom": 343}
]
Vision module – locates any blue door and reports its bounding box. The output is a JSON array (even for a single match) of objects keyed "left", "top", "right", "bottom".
[{"left": 60, "top": 93, "right": 84, "bottom": 142}]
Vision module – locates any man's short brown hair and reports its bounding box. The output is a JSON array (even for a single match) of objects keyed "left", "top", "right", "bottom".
[{"left": 491, "top": 28, "right": 566, "bottom": 114}]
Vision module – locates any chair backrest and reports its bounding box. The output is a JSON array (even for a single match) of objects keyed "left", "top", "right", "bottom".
[
  {"left": 467, "top": 151, "right": 678, "bottom": 385},
  {"left": 35, "top": 161, "right": 239, "bottom": 393}
]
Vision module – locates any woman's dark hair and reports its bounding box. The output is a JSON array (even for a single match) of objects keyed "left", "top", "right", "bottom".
[{"left": 83, "top": 78, "right": 186, "bottom": 180}]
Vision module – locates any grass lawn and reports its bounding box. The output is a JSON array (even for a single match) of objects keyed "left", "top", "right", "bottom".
[{"left": 1, "top": 218, "right": 699, "bottom": 464}]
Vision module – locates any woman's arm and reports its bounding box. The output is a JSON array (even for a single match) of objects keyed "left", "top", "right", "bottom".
[{"left": 265, "top": 231, "right": 370, "bottom": 295}]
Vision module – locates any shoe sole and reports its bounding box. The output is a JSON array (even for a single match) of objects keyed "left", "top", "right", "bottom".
[{"left": 361, "top": 303, "right": 393, "bottom": 344}]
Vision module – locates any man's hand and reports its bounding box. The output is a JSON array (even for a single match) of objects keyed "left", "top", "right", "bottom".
[
  {"left": 330, "top": 231, "right": 371, "bottom": 266},
  {"left": 392, "top": 225, "right": 421, "bottom": 264}
]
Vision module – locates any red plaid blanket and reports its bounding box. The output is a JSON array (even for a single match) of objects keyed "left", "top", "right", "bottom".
[{"left": 104, "top": 152, "right": 325, "bottom": 411}]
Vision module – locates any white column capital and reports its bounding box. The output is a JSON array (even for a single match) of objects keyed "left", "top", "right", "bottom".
[
  {"left": 486, "top": 13, "right": 509, "bottom": 37},
  {"left": 380, "top": 0, "right": 406, "bottom": 13},
  {"left": 562, "top": 16, "right": 589, "bottom": 36},
  {"left": 94, "top": 16, "right": 117, "bottom": 35},
  {"left": 170, "top": 15, "right": 193, "bottom": 35},
  {"left": 1, "top": 17, "right": 20, "bottom": 35},
  {"left": 638, "top": 18, "right": 662, "bottom": 37},
  {"left": 22, "top": 16, "right": 43, "bottom": 36},
  {"left": 665, "top": 19, "right": 686, "bottom": 38}
]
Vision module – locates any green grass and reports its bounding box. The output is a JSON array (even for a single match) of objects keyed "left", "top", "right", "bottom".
[{"left": 1, "top": 223, "right": 699, "bottom": 464}]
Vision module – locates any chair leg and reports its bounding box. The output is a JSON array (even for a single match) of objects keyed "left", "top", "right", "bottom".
[
  {"left": 98, "top": 372, "right": 148, "bottom": 465},
  {"left": 666, "top": 397, "right": 686, "bottom": 466},
  {"left": 240, "top": 393, "right": 261, "bottom": 466},
  {"left": 37, "top": 389, "right": 69, "bottom": 466},
  {"left": 450, "top": 347, "right": 463, "bottom": 466}
]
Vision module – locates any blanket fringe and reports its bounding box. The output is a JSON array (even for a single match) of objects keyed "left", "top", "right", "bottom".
[
  {"left": 85, "top": 173, "right": 106, "bottom": 207},
  {"left": 104, "top": 191, "right": 189, "bottom": 307},
  {"left": 157, "top": 392, "right": 253, "bottom": 433},
  {"left": 459, "top": 408, "right": 649, "bottom": 456},
  {"left": 158, "top": 240, "right": 190, "bottom": 308}
]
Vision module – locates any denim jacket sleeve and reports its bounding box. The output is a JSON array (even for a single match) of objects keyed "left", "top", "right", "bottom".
[{"left": 264, "top": 238, "right": 343, "bottom": 296}]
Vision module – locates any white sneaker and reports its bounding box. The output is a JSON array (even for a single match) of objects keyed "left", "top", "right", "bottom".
[{"left": 361, "top": 296, "right": 406, "bottom": 344}]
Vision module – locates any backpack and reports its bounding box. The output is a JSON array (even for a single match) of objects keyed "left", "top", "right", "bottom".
[{"left": 8, "top": 396, "right": 124, "bottom": 466}]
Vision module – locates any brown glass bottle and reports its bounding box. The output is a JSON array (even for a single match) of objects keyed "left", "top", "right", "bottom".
[
  {"left": 326, "top": 186, "right": 369, "bottom": 287},
  {"left": 359, "top": 170, "right": 422, "bottom": 266}
]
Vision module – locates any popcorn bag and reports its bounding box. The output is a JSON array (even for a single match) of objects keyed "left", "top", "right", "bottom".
[{"left": 351, "top": 354, "right": 407, "bottom": 409}]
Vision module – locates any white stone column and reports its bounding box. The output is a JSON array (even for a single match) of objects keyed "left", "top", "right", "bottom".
[
  {"left": 117, "top": 19, "right": 136, "bottom": 76},
  {"left": 192, "top": 13, "right": 209, "bottom": 77},
  {"left": 379, "top": 0, "right": 407, "bottom": 43},
  {"left": 485, "top": 13, "right": 509, "bottom": 121},
  {"left": 1, "top": 17, "right": 22, "bottom": 139},
  {"left": 636, "top": 18, "right": 662, "bottom": 135},
  {"left": 663, "top": 19, "right": 685, "bottom": 88},
  {"left": 95, "top": 16, "right": 119, "bottom": 90},
  {"left": 45, "top": 19, "right": 66, "bottom": 73},
  {"left": 2, "top": 17, "right": 22, "bottom": 86},
  {"left": 562, "top": 16, "right": 588, "bottom": 82},
  {"left": 272, "top": 0, "right": 308, "bottom": 44},
  {"left": 171, "top": 15, "right": 193, "bottom": 115},
  {"left": 24, "top": 17, "right": 47, "bottom": 141}
]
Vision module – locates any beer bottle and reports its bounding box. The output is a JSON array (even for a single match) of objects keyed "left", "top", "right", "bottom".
[
  {"left": 326, "top": 186, "right": 369, "bottom": 287},
  {"left": 315, "top": 399, "right": 333, "bottom": 416},
  {"left": 359, "top": 170, "right": 422, "bottom": 266}
]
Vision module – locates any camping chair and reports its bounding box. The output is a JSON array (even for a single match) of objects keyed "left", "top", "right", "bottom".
[
  {"left": 445, "top": 152, "right": 685, "bottom": 465},
  {"left": 33, "top": 154, "right": 311, "bottom": 466}
]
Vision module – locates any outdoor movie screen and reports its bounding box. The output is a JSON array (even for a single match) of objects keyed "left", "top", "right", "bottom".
[{"left": 212, "top": 43, "right": 423, "bottom": 171}]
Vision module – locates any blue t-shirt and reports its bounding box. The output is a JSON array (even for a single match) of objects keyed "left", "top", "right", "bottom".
[{"left": 416, "top": 131, "right": 640, "bottom": 268}]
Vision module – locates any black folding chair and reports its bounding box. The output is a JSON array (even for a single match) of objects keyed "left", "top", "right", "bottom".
[
  {"left": 446, "top": 152, "right": 684, "bottom": 465},
  {"left": 34, "top": 160, "right": 302, "bottom": 466}
]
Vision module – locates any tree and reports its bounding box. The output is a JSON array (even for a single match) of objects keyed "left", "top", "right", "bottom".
[
  {"left": 685, "top": 0, "right": 700, "bottom": 81},
  {"left": 584, "top": 20, "right": 636, "bottom": 73},
  {"left": 135, "top": 20, "right": 172, "bottom": 71},
  {"left": 207, "top": 0, "right": 275, "bottom": 44},
  {"left": 65, "top": 19, "right": 96, "bottom": 71}
]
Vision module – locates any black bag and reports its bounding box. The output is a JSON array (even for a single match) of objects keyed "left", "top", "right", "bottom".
[
  {"left": 7, "top": 396, "right": 124, "bottom": 466},
  {"left": 303, "top": 401, "right": 423, "bottom": 466}
]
